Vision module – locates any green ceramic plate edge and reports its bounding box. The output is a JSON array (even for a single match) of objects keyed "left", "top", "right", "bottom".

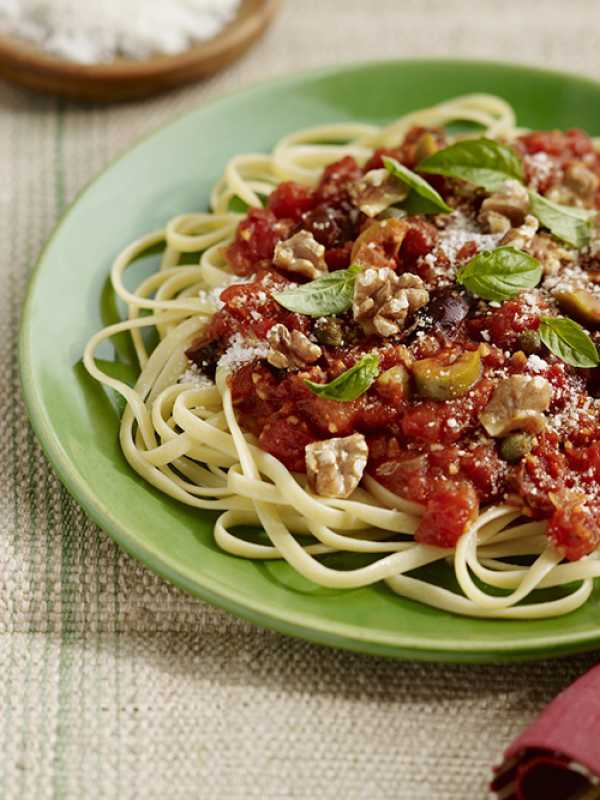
[{"left": 19, "top": 58, "right": 600, "bottom": 663}]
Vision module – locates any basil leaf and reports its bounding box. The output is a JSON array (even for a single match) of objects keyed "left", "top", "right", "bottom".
[
  {"left": 419, "top": 138, "right": 523, "bottom": 191},
  {"left": 383, "top": 156, "right": 452, "bottom": 214},
  {"left": 272, "top": 266, "right": 360, "bottom": 317},
  {"left": 304, "top": 354, "right": 380, "bottom": 401},
  {"left": 456, "top": 246, "right": 542, "bottom": 302},
  {"left": 528, "top": 190, "right": 595, "bottom": 248},
  {"left": 539, "top": 316, "right": 600, "bottom": 368}
]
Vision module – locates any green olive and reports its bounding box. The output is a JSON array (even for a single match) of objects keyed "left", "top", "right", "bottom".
[
  {"left": 376, "top": 364, "right": 411, "bottom": 400},
  {"left": 415, "top": 132, "right": 439, "bottom": 162},
  {"left": 313, "top": 317, "right": 344, "bottom": 347},
  {"left": 556, "top": 289, "right": 600, "bottom": 326},
  {"left": 500, "top": 433, "right": 536, "bottom": 463},
  {"left": 413, "top": 349, "right": 482, "bottom": 401},
  {"left": 518, "top": 329, "right": 542, "bottom": 355}
]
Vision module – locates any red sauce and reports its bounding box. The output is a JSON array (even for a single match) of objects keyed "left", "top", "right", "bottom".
[{"left": 188, "top": 127, "right": 600, "bottom": 556}]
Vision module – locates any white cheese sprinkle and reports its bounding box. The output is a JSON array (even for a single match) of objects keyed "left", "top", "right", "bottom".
[
  {"left": 437, "top": 211, "right": 503, "bottom": 264},
  {"left": 178, "top": 361, "right": 214, "bottom": 388},
  {"left": 527, "top": 354, "right": 548, "bottom": 373},
  {"left": 217, "top": 333, "right": 269, "bottom": 372}
]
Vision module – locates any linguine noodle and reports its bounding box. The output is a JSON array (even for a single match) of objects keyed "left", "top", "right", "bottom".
[{"left": 83, "top": 94, "right": 600, "bottom": 619}]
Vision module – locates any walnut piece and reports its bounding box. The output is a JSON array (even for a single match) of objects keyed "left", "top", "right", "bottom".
[
  {"left": 349, "top": 168, "right": 408, "bottom": 217},
  {"left": 499, "top": 214, "right": 539, "bottom": 249},
  {"left": 547, "top": 161, "right": 600, "bottom": 208},
  {"left": 479, "top": 179, "right": 530, "bottom": 232},
  {"left": 305, "top": 433, "right": 368, "bottom": 499},
  {"left": 267, "top": 324, "right": 322, "bottom": 370},
  {"left": 479, "top": 375, "right": 552, "bottom": 438},
  {"left": 527, "top": 232, "right": 575, "bottom": 277},
  {"left": 273, "top": 230, "right": 327, "bottom": 279},
  {"left": 352, "top": 268, "right": 429, "bottom": 337}
]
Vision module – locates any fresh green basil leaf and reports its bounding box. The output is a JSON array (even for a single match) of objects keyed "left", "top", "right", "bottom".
[
  {"left": 272, "top": 266, "right": 360, "bottom": 317},
  {"left": 304, "top": 354, "right": 380, "bottom": 401},
  {"left": 419, "top": 137, "right": 523, "bottom": 191},
  {"left": 456, "top": 246, "right": 542, "bottom": 302},
  {"left": 383, "top": 156, "right": 452, "bottom": 214},
  {"left": 539, "top": 316, "right": 600, "bottom": 368},
  {"left": 528, "top": 190, "right": 595, "bottom": 248}
]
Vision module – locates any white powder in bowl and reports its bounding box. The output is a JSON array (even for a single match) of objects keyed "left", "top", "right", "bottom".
[{"left": 0, "top": 0, "right": 240, "bottom": 63}]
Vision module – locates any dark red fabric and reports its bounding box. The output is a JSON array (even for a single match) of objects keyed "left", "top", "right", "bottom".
[
  {"left": 506, "top": 665, "right": 600, "bottom": 777},
  {"left": 491, "top": 664, "right": 600, "bottom": 798}
]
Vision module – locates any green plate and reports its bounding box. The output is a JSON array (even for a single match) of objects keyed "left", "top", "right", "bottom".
[{"left": 20, "top": 60, "right": 600, "bottom": 662}]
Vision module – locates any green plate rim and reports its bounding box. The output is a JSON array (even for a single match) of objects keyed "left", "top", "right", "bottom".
[{"left": 19, "top": 57, "right": 600, "bottom": 663}]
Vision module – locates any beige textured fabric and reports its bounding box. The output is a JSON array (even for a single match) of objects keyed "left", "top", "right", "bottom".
[{"left": 3, "top": 1, "right": 600, "bottom": 797}]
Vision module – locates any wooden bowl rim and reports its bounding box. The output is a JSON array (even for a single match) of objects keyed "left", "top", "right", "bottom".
[{"left": 0, "top": 0, "right": 279, "bottom": 81}]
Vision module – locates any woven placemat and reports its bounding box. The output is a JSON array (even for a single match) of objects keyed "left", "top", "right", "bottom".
[{"left": 3, "top": 2, "right": 600, "bottom": 797}]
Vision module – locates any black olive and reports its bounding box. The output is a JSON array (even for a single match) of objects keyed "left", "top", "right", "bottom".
[
  {"left": 185, "top": 338, "right": 221, "bottom": 380},
  {"left": 417, "top": 288, "right": 472, "bottom": 339}
]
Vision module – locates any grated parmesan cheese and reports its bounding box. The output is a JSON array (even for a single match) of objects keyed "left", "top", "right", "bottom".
[
  {"left": 523, "top": 152, "right": 555, "bottom": 190},
  {"left": 527, "top": 354, "right": 548, "bottom": 373},
  {"left": 178, "top": 361, "right": 214, "bottom": 388},
  {"left": 198, "top": 272, "right": 256, "bottom": 311},
  {"left": 437, "top": 211, "right": 503, "bottom": 264},
  {"left": 0, "top": 0, "right": 240, "bottom": 63},
  {"left": 217, "top": 333, "right": 269, "bottom": 372}
]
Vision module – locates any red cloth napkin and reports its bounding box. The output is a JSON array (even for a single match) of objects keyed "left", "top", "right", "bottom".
[{"left": 491, "top": 664, "right": 600, "bottom": 799}]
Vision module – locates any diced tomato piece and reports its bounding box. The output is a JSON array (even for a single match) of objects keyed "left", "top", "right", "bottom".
[
  {"left": 469, "top": 298, "right": 540, "bottom": 349},
  {"left": 547, "top": 493, "right": 600, "bottom": 561},
  {"left": 369, "top": 447, "right": 430, "bottom": 504},
  {"left": 294, "top": 391, "right": 363, "bottom": 438},
  {"left": 267, "top": 181, "right": 315, "bottom": 221},
  {"left": 325, "top": 240, "right": 353, "bottom": 270},
  {"left": 512, "top": 433, "right": 568, "bottom": 516},
  {"left": 460, "top": 443, "right": 506, "bottom": 504},
  {"left": 258, "top": 413, "right": 317, "bottom": 472},
  {"left": 314, "top": 156, "right": 363, "bottom": 205},
  {"left": 225, "top": 209, "right": 293, "bottom": 275},
  {"left": 415, "top": 481, "right": 479, "bottom": 548},
  {"left": 398, "top": 218, "right": 438, "bottom": 271},
  {"left": 518, "top": 129, "right": 595, "bottom": 160}
]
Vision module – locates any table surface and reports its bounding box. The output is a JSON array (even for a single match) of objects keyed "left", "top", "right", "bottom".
[{"left": 3, "top": 1, "right": 600, "bottom": 797}]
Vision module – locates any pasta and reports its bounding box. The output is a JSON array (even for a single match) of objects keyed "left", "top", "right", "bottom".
[{"left": 84, "top": 94, "right": 600, "bottom": 619}]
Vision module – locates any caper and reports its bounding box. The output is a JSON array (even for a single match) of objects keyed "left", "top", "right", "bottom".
[
  {"left": 500, "top": 433, "right": 536, "bottom": 463},
  {"left": 556, "top": 289, "right": 600, "bottom": 327},
  {"left": 413, "top": 348, "right": 482, "bottom": 401},
  {"left": 313, "top": 317, "right": 344, "bottom": 347},
  {"left": 518, "top": 329, "right": 542, "bottom": 355}
]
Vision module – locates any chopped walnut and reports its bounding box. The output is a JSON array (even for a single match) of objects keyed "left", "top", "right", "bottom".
[
  {"left": 527, "top": 232, "right": 576, "bottom": 276},
  {"left": 352, "top": 268, "right": 429, "bottom": 337},
  {"left": 547, "top": 161, "right": 600, "bottom": 208},
  {"left": 479, "top": 375, "right": 552, "bottom": 438},
  {"left": 305, "top": 433, "right": 368, "bottom": 498},
  {"left": 267, "top": 324, "right": 322, "bottom": 370},
  {"left": 499, "top": 214, "right": 539, "bottom": 249},
  {"left": 349, "top": 168, "right": 408, "bottom": 218},
  {"left": 479, "top": 179, "right": 530, "bottom": 232},
  {"left": 482, "top": 210, "right": 511, "bottom": 236},
  {"left": 273, "top": 230, "right": 327, "bottom": 280}
]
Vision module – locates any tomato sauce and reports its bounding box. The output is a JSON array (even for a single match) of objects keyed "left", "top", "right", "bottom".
[{"left": 188, "top": 125, "right": 600, "bottom": 557}]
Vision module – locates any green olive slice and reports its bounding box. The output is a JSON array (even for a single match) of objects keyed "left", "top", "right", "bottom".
[
  {"left": 413, "top": 348, "right": 482, "bottom": 401},
  {"left": 376, "top": 364, "right": 411, "bottom": 400},
  {"left": 556, "top": 289, "right": 600, "bottom": 326}
]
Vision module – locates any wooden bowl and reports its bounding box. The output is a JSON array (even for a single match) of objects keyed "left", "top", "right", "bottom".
[{"left": 0, "top": 0, "right": 279, "bottom": 102}]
